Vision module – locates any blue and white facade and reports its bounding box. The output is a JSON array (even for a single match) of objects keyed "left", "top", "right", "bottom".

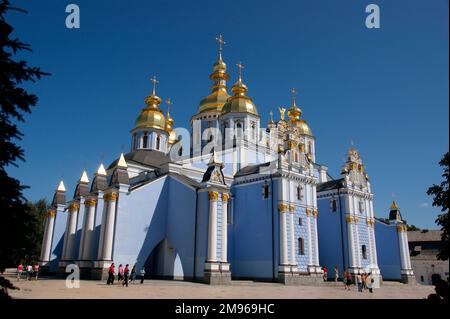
[{"left": 39, "top": 38, "right": 414, "bottom": 285}]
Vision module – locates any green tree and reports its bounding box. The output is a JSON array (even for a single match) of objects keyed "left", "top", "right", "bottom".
[
  {"left": 0, "top": 0, "right": 49, "bottom": 268},
  {"left": 407, "top": 225, "right": 420, "bottom": 231},
  {"left": 427, "top": 152, "right": 449, "bottom": 261}
]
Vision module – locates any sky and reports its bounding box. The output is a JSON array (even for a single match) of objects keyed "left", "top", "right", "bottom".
[{"left": 5, "top": 0, "right": 449, "bottom": 229}]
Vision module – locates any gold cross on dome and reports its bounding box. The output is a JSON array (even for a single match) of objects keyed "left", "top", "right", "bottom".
[
  {"left": 165, "top": 98, "right": 173, "bottom": 113},
  {"left": 216, "top": 34, "right": 226, "bottom": 57},
  {"left": 150, "top": 76, "right": 159, "bottom": 95},
  {"left": 236, "top": 62, "right": 244, "bottom": 79},
  {"left": 290, "top": 87, "right": 297, "bottom": 105}
]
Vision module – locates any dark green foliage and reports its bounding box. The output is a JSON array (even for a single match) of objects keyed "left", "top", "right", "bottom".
[{"left": 427, "top": 152, "right": 449, "bottom": 261}]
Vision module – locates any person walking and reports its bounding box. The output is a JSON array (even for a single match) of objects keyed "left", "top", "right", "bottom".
[
  {"left": 118, "top": 264, "right": 124, "bottom": 284},
  {"left": 107, "top": 263, "right": 115, "bottom": 285},
  {"left": 123, "top": 264, "right": 130, "bottom": 287},
  {"left": 140, "top": 267, "right": 146, "bottom": 284},
  {"left": 334, "top": 266, "right": 339, "bottom": 283},
  {"left": 17, "top": 263, "right": 23, "bottom": 281},
  {"left": 366, "top": 273, "right": 374, "bottom": 293},
  {"left": 322, "top": 266, "right": 328, "bottom": 282},
  {"left": 361, "top": 272, "right": 366, "bottom": 290},
  {"left": 33, "top": 263, "right": 39, "bottom": 280},
  {"left": 130, "top": 265, "right": 136, "bottom": 284},
  {"left": 356, "top": 273, "right": 363, "bottom": 292},
  {"left": 345, "top": 271, "right": 352, "bottom": 290},
  {"left": 26, "top": 264, "right": 32, "bottom": 281}
]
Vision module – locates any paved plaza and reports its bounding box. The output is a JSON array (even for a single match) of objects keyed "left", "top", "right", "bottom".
[{"left": 3, "top": 273, "right": 434, "bottom": 299}]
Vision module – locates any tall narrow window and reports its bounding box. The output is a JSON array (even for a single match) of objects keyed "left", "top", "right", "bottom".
[
  {"left": 331, "top": 198, "right": 337, "bottom": 212},
  {"left": 156, "top": 135, "right": 161, "bottom": 150},
  {"left": 133, "top": 133, "right": 137, "bottom": 149},
  {"left": 298, "top": 217, "right": 302, "bottom": 226},
  {"left": 298, "top": 238, "right": 304, "bottom": 255},
  {"left": 143, "top": 133, "right": 148, "bottom": 149},
  {"left": 308, "top": 141, "right": 312, "bottom": 155},
  {"left": 178, "top": 146, "right": 183, "bottom": 157},
  {"left": 362, "top": 245, "right": 367, "bottom": 259},
  {"left": 297, "top": 184, "right": 302, "bottom": 200},
  {"left": 262, "top": 184, "right": 269, "bottom": 199}
]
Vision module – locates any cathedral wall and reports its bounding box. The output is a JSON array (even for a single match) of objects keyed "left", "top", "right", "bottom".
[
  {"left": 112, "top": 176, "right": 169, "bottom": 273},
  {"left": 230, "top": 179, "right": 278, "bottom": 280},
  {"left": 317, "top": 195, "right": 348, "bottom": 277},
  {"left": 374, "top": 221, "right": 402, "bottom": 280},
  {"left": 49, "top": 210, "right": 66, "bottom": 272},
  {"left": 194, "top": 191, "right": 209, "bottom": 279}
]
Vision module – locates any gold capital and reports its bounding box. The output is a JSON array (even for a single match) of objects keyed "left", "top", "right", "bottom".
[
  {"left": 278, "top": 203, "right": 288, "bottom": 213},
  {"left": 289, "top": 204, "right": 295, "bottom": 213},
  {"left": 85, "top": 198, "right": 97, "bottom": 207},
  {"left": 306, "top": 208, "right": 311, "bottom": 217},
  {"left": 346, "top": 215, "right": 353, "bottom": 224},
  {"left": 222, "top": 193, "right": 230, "bottom": 203},
  {"left": 313, "top": 208, "right": 318, "bottom": 218},
  {"left": 47, "top": 209, "right": 56, "bottom": 218},
  {"left": 208, "top": 191, "right": 219, "bottom": 201},
  {"left": 104, "top": 192, "right": 118, "bottom": 202},
  {"left": 68, "top": 202, "right": 80, "bottom": 212}
]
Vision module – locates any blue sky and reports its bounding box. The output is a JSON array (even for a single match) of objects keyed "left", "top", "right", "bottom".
[{"left": 6, "top": 0, "right": 448, "bottom": 229}]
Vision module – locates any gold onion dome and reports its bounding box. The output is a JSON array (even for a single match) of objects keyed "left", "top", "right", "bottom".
[
  {"left": 197, "top": 34, "right": 231, "bottom": 114},
  {"left": 287, "top": 88, "right": 312, "bottom": 136},
  {"left": 135, "top": 76, "right": 166, "bottom": 130},
  {"left": 221, "top": 62, "right": 258, "bottom": 116}
]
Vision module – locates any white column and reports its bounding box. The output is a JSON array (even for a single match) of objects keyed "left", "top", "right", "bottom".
[
  {"left": 207, "top": 191, "right": 218, "bottom": 262},
  {"left": 41, "top": 210, "right": 56, "bottom": 263},
  {"left": 353, "top": 195, "right": 362, "bottom": 268},
  {"left": 221, "top": 193, "right": 229, "bottom": 262},
  {"left": 397, "top": 225, "right": 407, "bottom": 270},
  {"left": 102, "top": 192, "right": 118, "bottom": 261},
  {"left": 81, "top": 198, "right": 97, "bottom": 260},
  {"left": 313, "top": 209, "right": 320, "bottom": 266},
  {"left": 40, "top": 217, "right": 50, "bottom": 262},
  {"left": 289, "top": 206, "right": 296, "bottom": 267},
  {"left": 63, "top": 202, "right": 80, "bottom": 260},
  {"left": 279, "top": 205, "right": 288, "bottom": 265},
  {"left": 369, "top": 200, "right": 378, "bottom": 265},
  {"left": 97, "top": 199, "right": 109, "bottom": 260},
  {"left": 312, "top": 186, "right": 319, "bottom": 266},
  {"left": 306, "top": 183, "right": 313, "bottom": 268}
]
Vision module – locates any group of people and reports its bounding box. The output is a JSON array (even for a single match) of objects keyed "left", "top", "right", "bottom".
[
  {"left": 322, "top": 266, "right": 375, "bottom": 293},
  {"left": 17, "top": 263, "right": 39, "bottom": 281},
  {"left": 106, "top": 263, "right": 146, "bottom": 287},
  {"left": 343, "top": 271, "right": 374, "bottom": 293}
]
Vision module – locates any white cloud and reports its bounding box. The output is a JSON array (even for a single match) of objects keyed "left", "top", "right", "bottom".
[{"left": 420, "top": 203, "right": 429, "bottom": 208}]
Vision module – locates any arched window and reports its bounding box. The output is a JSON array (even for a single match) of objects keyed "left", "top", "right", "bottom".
[
  {"left": 251, "top": 122, "right": 256, "bottom": 140},
  {"left": 143, "top": 133, "right": 148, "bottom": 149},
  {"left": 298, "top": 238, "right": 304, "bottom": 255},
  {"left": 362, "top": 245, "right": 367, "bottom": 259},
  {"left": 133, "top": 133, "right": 137, "bottom": 149},
  {"left": 308, "top": 141, "right": 312, "bottom": 154},
  {"left": 298, "top": 217, "right": 302, "bottom": 226},
  {"left": 156, "top": 135, "right": 161, "bottom": 150}
]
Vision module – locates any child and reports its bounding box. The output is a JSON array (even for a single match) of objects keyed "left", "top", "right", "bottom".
[
  {"left": 17, "top": 263, "right": 23, "bottom": 281},
  {"left": 140, "top": 267, "right": 146, "bottom": 284}
]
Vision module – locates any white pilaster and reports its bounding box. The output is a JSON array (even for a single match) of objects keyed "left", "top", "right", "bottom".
[
  {"left": 289, "top": 206, "right": 296, "bottom": 267},
  {"left": 41, "top": 210, "right": 56, "bottom": 263},
  {"left": 221, "top": 193, "right": 229, "bottom": 262},
  {"left": 207, "top": 191, "right": 218, "bottom": 262},
  {"left": 80, "top": 198, "right": 97, "bottom": 260},
  {"left": 97, "top": 199, "right": 109, "bottom": 260},
  {"left": 63, "top": 202, "right": 80, "bottom": 260},
  {"left": 102, "top": 192, "right": 118, "bottom": 261}
]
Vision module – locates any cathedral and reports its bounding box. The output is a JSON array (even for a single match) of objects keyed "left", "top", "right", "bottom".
[{"left": 39, "top": 35, "right": 415, "bottom": 285}]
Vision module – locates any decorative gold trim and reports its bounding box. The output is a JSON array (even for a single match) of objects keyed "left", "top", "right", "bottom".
[
  {"left": 222, "top": 193, "right": 230, "bottom": 203},
  {"left": 313, "top": 208, "right": 318, "bottom": 218},
  {"left": 289, "top": 204, "right": 295, "bottom": 213},
  {"left": 306, "top": 208, "right": 311, "bottom": 217},
  {"left": 278, "top": 203, "right": 288, "bottom": 213},
  {"left": 68, "top": 202, "right": 80, "bottom": 212},
  {"left": 208, "top": 191, "right": 219, "bottom": 201},
  {"left": 397, "top": 224, "right": 407, "bottom": 232},
  {"left": 354, "top": 216, "right": 359, "bottom": 223},
  {"left": 47, "top": 209, "right": 56, "bottom": 218},
  {"left": 104, "top": 192, "right": 118, "bottom": 202},
  {"left": 84, "top": 198, "right": 97, "bottom": 207},
  {"left": 366, "top": 218, "right": 375, "bottom": 227},
  {"left": 346, "top": 215, "right": 353, "bottom": 224}
]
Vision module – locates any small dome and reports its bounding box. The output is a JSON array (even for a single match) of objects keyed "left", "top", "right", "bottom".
[
  {"left": 221, "top": 77, "right": 258, "bottom": 116},
  {"left": 293, "top": 119, "right": 313, "bottom": 136},
  {"left": 135, "top": 107, "right": 166, "bottom": 130},
  {"left": 197, "top": 90, "right": 230, "bottom": 114}
]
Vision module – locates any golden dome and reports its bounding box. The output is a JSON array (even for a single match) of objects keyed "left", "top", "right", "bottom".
[
  {"left": 293, "top": 119, "right": 313, "bottom": 136},
  {"left": 165, "top": 98, "right": 175, "bottom": 132},
  {"left": 197, "top": 35, "right": 231, "bottom": 115},
  {"left": 134, "top": 77, "right": 166, "bottom": 130},
  {"left": 221, "top": 63, "right": 258, "bottom": 116}
]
